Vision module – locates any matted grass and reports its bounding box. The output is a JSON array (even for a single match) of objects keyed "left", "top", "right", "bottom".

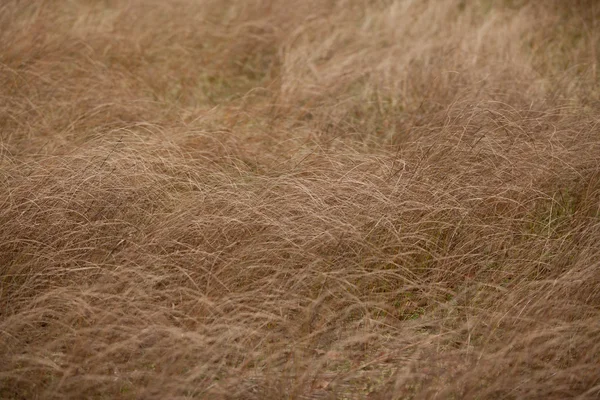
[{"left": 1, "top": 0, "right": 599, "bottom": 398}]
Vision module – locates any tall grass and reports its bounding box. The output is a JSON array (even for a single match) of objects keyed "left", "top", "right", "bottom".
[{"left": 1, "top": 0, "right": 599, "bottom": 398}]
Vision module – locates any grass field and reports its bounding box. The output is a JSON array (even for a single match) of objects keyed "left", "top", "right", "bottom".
[{"left": 1, "top": 0, "right": 599, "bottom": 398}]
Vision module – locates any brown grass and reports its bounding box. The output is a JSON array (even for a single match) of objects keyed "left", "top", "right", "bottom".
[{"left": 1, "top": 0, "right": 599, "bottom": 398}]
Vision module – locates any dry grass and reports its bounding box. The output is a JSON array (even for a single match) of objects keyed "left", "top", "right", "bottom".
[{"left": 1, "top": 0, "right": 600, "bottom": 398}]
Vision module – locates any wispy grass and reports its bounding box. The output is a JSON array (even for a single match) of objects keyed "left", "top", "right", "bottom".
[{"left": 1, "top": 0, "right": 599, "bottom": 398}]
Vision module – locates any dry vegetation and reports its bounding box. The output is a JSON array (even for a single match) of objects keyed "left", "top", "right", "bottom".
[{"left": 1, "top": 0, "right": 600, "bottom": 398}]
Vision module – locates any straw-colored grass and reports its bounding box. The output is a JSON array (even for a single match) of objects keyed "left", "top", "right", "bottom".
[{"left": 1, "top": 0, "right": 599, "bottom": 398}]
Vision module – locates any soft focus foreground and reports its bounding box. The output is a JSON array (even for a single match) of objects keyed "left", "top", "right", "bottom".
[{"left": 1, "top": 1, "right": 599, "bottom": 398}]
